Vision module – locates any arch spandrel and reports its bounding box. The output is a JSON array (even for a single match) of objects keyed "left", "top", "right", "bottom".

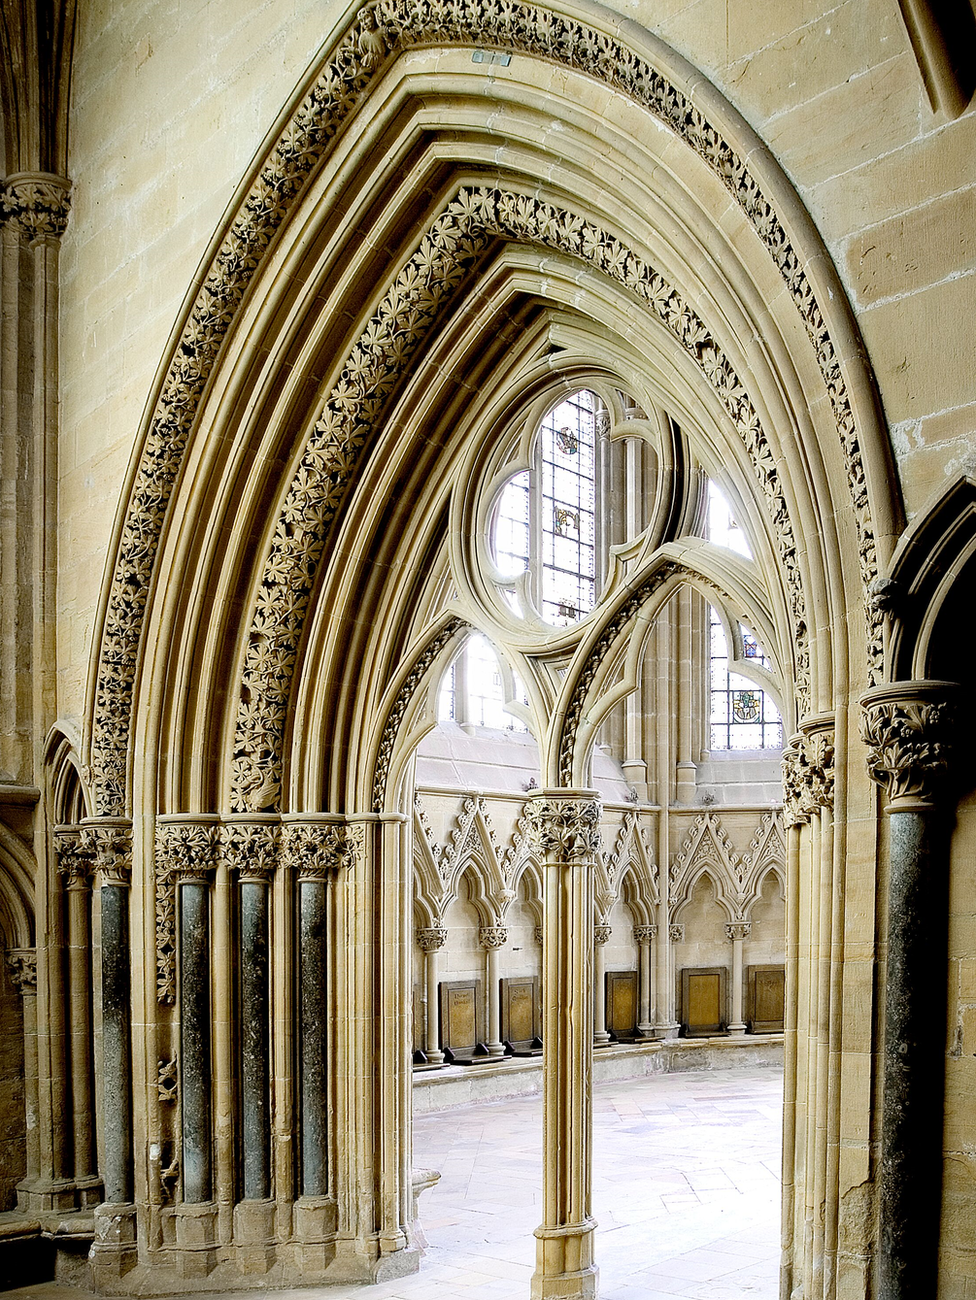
[{"left": 89, "top": 0, "right": 897, "bottom": 826}]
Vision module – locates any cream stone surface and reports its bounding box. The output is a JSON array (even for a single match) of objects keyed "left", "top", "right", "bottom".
[{"left": 1, "top": 1, "right": 975, "bottom": 1297}]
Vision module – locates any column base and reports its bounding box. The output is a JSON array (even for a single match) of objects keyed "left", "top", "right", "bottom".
[
  {"left": 89, "top": 1203, "right": 138, "bottom": 1285},
  {"left": 233, "top": 1198, "right": 276, "bottom": 1274},
  {"left": 531, "top": 1219, "right": 598, "bottom": 1299},
  {"left": 593, "top": 1032, "right": 611, "bottom": 1048},
  {"left": 654, "top": 1022, "right": 680, "bottom": 1040},
  {"left": 486, "top": 1041, "right": 507, "bottom": 1058},
  {"left": 728, "top": 1022, "right": 747, "bottom": 1037},
  {"left": 173, "top": 1201, "right": 219, "bottom": 1279},
  {"left": 293, "top": 1195, "right": 338, "bottom": 1274},
  {"left": 636, "top": 1022, "right": 655, "bottom": 1038}
]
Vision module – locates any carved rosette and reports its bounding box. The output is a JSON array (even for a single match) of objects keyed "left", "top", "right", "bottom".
[
  {"left": 55, "top": 827, "right": 95, "bottom": 890},
  {"left": 634, "top": 925, "right": 657, "bottom": 943},
  {"left": 416, "top": 925, "right": 447, "bottom": 954},
  {"left": 726, "top": 922, "right": 752, "bottom": 942},
  {"left": 479, "top": 925, "right": 508, "bottom": 950},
  {"left": 860, "top": 682, "right": 957, "bottom": 811},
  {"left": 5, "top": 948, "right": 37, "bottom": 994},
  {"left": 669, "top": 924, "right": 685, "bottom": 943},
  {"left": 594, "top": 924, "right": 612, "bottom": 946},
  {"left": 524, "top": 794, "right": 602, "bottom": 862},
  {"left": 0, "top": 173, "right": 71, "bottom": 241},
  {"left": 220, "top": 821, "right": 279, "bottom": 883},
  {"left": 281, "top": 821, "right": 363, "bottom": 880}
]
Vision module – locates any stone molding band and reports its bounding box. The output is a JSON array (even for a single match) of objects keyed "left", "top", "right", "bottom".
[{"left": 90, "top": 0, "right": 882, "bottom": 821}]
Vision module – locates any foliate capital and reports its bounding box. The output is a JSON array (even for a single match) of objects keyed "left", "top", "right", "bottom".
[
  {"left": 782, "top": 724, "right": 835, "bottom": 827},
  {"left": 55, "top": 826, "right": 95, "bottom": 889},
  {"left": 155, "top": 818, "right": 219, "bottom": 884},
  {"left": 5, "top": 948, "right": 36, "bottom": 993},
  {"left": 859, "top": 681, "right": 958, "bottom": 811},
  {"left": 634, "top": 924, "right": 657, "bottom": 943},
  {"left": 669, "top": 923, "right": 685, "bottom": 943},
  {"left": 281, "top": 820, "right": 363, "bottom": 880},
  {"left": 417, "top": 925, "right": 447, "bottom": 953},
  {"left": 81, "top": 818, "right": 133, "bottom": 886},
  {"left": 594, "top": 923, "right": 612, "bottom": 946},
  {"left": 220, "top": 820, "right": 279, "bottom": 882},
  {"left": 726, "top": 922, "right": 751, "bottom": 942},
  {"left": 524, "top": 791, "right": 601, "bottom": 861},
  {"left": 1, "top": 173, "right": 71, "bottom": 241},
  {"left": 479, "top": 925, "right": 508, "bottom": 950}
]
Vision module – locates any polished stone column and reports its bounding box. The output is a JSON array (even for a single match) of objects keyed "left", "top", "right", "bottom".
[
  {"left": 593, "top": 924, "right": 611, "bottom": 1047},
  {"left": 180, "top": 872, "right": 214, "bottom": 1204},
  {"left": 525, "top": 791, "right": 601, "bottom": 1300},
  {"left": 634, "top": 925, "right": 656, "bottom": 1037},
  {"left": 861, "top": 680, "right": 957, "bottom": 1300},
  {"left": 55, "top": 830, "right": 96, "bottom": 1186},
  {"left": 479, "top": 925, "right": 508, "bottom": 1058},
  {"left": 726, "top": 922, "right": 750, "bottom": 1035},
  {"left": 84, "top": 820, "right": 137, "bottom": 1283},
  {"left": 417, "top": 926, "right": 447, "bottom": 1065}
]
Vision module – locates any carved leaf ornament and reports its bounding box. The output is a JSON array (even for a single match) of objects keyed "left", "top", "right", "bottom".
[{"left": 92, "top": 0, "right": 880, "bottom": 819}]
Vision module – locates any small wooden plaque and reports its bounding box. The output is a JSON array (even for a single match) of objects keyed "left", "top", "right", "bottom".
[
  {"left": 747, "top": 964, "right": 785, "bottom": 1033},
  {"left": 605, "top": 970, "right": 638, "bottom": 1039},
  {"left": 438, "top": 979, "right": 484, "bottom": 1060},
  {"left": 680, "top": 966, "right": 728, "bottom": 1037}
]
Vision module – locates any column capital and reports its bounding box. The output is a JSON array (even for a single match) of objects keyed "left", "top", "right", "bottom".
[
  {"left": 634, "top": 924, "right": 657, "bottom": 943},
  {"left": 156, "top": 817, "right": 220, "bottom": 884},
  {"left": 5, "top": 947, "right": 36, "bottom": 994},
  {"left": 669, "top": 923, "right": 685, "bottom": 943},
  {"left": 782, "top": 722, "right": 835, "bottom": 827},
  {"left": 416, "top": 925, "right": 447, "bottom": 953},
  {"left": 594, "top": 923, "right": 612, "bottom": 946},
  {"left": 479, "top": 925, "right": 508, "bottom": 950},
  {"left": 220, "top": 819, "right": 279, "bottom": 882},
  {"left": 1, "top": 172, "right": 71, "bottom": 241},
  {"left": 281, "top": 818, "right": 363, "bottom": 879},
  {"left": 54, "top": 825, "right": 95, "bottom": 889},
  {"left": 859, "top": 680, "right": 958, "bottom": 811},
  {"left": 726, "top": 921, "right": 751, "bottom": 941},
  {"left": 81, "top": 818, "right": 133, "bottom": 886},
  {"left": 524, "top": 789, "right": 601, "bottom": 860}
]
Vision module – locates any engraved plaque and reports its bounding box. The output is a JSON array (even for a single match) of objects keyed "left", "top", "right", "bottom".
[
  {"left": 680, "top": 967, "right": 728, "bottom": 1037},
  {"left": 605, "top": 970, "right": 638, "bottom": 1039},
  {"left": 747, "top": 964, "right": 785, "bottom": 1033}
]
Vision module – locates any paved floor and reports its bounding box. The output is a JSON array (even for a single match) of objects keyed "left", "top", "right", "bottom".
[
  {"left": 410, "top": 1065, "right": 782, "bottom": 1299},
  {"left": 8, "top": 1066, "right": 782, "bottom": 1300}
]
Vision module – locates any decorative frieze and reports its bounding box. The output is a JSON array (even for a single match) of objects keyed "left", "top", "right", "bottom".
[
  {"left": 5, "top": 948, "right": 37, "bottom": 994},
  {"left": 860, "top": 681, "right": 957, "bottom": 811},
  {"left": 0, "top": 173, "right": 71, "bottom": 241},
  {"left": 524, "top": 794, "right": 602, "bottom": 861}
]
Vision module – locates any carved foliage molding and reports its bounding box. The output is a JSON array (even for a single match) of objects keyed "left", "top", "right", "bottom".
[
  {"left": 92, "top": 0, "right": 879, "bottom": 818},
  {"left": 0, "top": 173, "right": 71, "bottom": 240},
  {"left": 524, "top": 795, "right": 602, "bottom": 861},
  {"left": 860, "top": 687, "right": 955, "bottom": 810}
]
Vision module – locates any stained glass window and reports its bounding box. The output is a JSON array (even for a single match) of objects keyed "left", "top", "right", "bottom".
[{"left": 709, "top": 607, "right": 782, "bottom": 750}]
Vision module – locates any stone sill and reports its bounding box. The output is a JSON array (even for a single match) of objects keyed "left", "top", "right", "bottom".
[{"left": 413, "top": 1033, "right": 784, "bottom": 1113}]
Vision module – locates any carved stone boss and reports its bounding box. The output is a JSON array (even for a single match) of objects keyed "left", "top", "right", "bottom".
[{"left": 90, "top": 0, "right": 884, "bottom": 819}]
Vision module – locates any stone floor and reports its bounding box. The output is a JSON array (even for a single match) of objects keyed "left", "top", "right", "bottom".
[{"left": 7, "top": 1066, "right": 782, "bottom": 1300}]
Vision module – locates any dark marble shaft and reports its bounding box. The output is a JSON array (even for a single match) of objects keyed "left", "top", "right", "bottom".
[
  {"left": 180, "top": 882, "right": 212, "bottom": 1203},
  {"left": 100, "top": 884, "right": 133, "bottom": 1204},
  {"left": 300, "top": 878, "right": 328, "bottom": 1197},
  {"left": 240, "top": 879, "right": 271, "bottom": 1200},
  {"left": 879, "top": 810, "right": 950, "bottom": 1300}
]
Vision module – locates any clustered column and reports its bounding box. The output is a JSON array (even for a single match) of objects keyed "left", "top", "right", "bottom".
[
  {"left": 860, "top": 681, "right": 957, "bottom": 1300},
  {"left": 525, "top": 790, "right": 601, "bottom": 1300}
]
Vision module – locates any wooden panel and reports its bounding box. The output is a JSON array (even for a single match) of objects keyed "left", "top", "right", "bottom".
[
  {"left": 748, "top": 965, "right": 785, "bottom": 1033},
  {"left": 500, "top": 976, "right": 539, "bottom": 1049},
  {"left": 605, "top": 970, "right": 638, "bottom": 1039},
  {"left": 680, "top": 966, "right": 728, "bottom": 1037},
  {"left": 438, "top": 979, "right": 483, "bottom": 1058}
]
